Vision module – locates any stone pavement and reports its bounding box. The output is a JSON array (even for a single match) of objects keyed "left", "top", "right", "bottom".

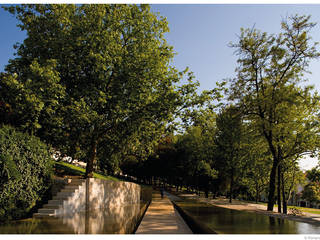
[{"left": 135, "top": 192, "right": 192, "bottom": 234}]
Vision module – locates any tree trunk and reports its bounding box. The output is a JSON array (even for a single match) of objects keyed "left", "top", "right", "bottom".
[
  {"left": 229, "top": 167, "right": 234, "bottom": 203},
  {"left": 205, "top": 189, "right": 209, "bottom": 198},
  {"left": 255, "top": 182, "right": 259, "bottom": 203},
  {"left": 267, "top": 158, "right": 279, "bottom": 211},
  {"left": 277, "top": 165, "right": 282, "bottom": 213},
  {"left": 85, "top": 137, "right": 97, "bottom": 178},
  {"left": 281, "top": 171, "right": 287, "bottom": 214}
]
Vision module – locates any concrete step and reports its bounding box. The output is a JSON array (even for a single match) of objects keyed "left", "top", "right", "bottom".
[
  {"left": 52, "top": 195, "right": 70, "bottom": 200},
  {"left": 38, "top": 208, "right": 56, "bottom": 214},
  {"left": 68, "top": 179, "right": 85, "bottom": 183},
  {"left": 66, "top": 183, "right": 85, "bottom": 187},
  {"left": 33, "top": 212, "right": 54, "bottom": 218},
  {"left": 48, "top": 199, "right": 64, "bottom": 205},
  {"left": 56, "top": 191, "right": 74, "bottom": 197},
  {"left": 43, "top": 204, "right": 61, "bottom": 209},
  {"left": 63, "top": 185, "right": 81, "bottom": 190},
  {"left": 61, "top": 188, "right": 79, "bottom": 192},
  {"left": 34, "top": 178, "right": 85, "bottom": 217}
]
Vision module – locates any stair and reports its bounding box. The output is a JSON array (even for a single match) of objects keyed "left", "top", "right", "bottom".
[{"left": 33, "top": 179, "right": 85, "bottom": 218}]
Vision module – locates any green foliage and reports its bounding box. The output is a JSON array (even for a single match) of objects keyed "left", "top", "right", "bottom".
[
  {"left": 302, "top": 182, "right": 320, "bottom": 203},
  {"left": 0, "top": 125, "right": 53, "bottom": 221},
  {"left": 306, "top": 166, "right": 320, "bottom": 183},
  {"left": 238, "top": 129, "right": 271, "bottom": 202},
  {"left": 0, "top": 4, "right": 220, "bottom": 178},
  {"left": 213, "top": 105, "right": 247, "bottom": 200},
  {"left": 227, "top": 14, "right": 320, "bottom": 210},
  {"left": 173, "top": 112, "right": 218, "bottom": 191}
]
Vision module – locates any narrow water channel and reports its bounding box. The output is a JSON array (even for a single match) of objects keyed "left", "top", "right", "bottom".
[
  {"left": 0, "top": 201, "right": 149, "bottom": 234},
  {"left": 173, "top": 198, "right": 320, "bottom": 234}
]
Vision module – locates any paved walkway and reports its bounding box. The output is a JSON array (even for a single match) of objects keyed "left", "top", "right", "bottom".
[{"left": 135, "top": 192, "right": 192, "bottom": 234}]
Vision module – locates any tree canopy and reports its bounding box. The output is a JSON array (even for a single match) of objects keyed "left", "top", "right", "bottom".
[
  {"left": 0, "top": 4, "right": 217, "bottom": 177},
  {"left": 228, "top": 14, "right": 320, "bottom": 211}
]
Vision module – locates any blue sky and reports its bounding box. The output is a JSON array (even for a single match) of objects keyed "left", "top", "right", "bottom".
[{"left": 1, "top": 4, "right": 320, "bottom": 170}]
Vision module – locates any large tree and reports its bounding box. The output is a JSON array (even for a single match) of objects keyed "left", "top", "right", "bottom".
[
  {"left": 1, "top": 4, "right": 215, "bottom": 177},
  {"left": 228, "top": 15, "right": 320, "bottom": 211},
  {"left": 214, "top": 105, "right": 246, "bottom": 203}
]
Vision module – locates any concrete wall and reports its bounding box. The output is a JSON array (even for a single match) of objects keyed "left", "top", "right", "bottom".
[
  {"left": 57, "top": 178, "right": 141, "bottom": 215},
  {"left": 88, "top": 178, "right": 140, "bottom": 211}
]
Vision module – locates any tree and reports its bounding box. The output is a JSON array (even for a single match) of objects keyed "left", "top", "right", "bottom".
[
  {"left": 302, "top": 182, "right": 320, "bottom": 204},
  {"left": 1, "top": 4, "right": 215, "bottom": 177},
  {"left": 228, "top": 15, "right": 320, "bottom": 211},
  {"left": 306, "top": 165, "right": 320, "bottom": 182},
  {"left": 280, "top": 160, "right": 305, "bottom": 213},
  {"left": 171, "top": 110, "right": 218, "bottom": 194},
  {"left": 302, "top": 165, "right": 320, "bottom": 207},
  {"left": 214, "top": 105, "right": 247, "bottom": 203},
  {"left": 243, "top": 130, "right": 271, "bottom": 203}
]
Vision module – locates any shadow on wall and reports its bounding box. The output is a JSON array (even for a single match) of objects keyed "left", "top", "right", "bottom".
[
  {"left": 0, "top": 183, "right": 152, "bottom": 234},
  {"left": 53, "top": 179, "right": 149, "bottom": 233}
]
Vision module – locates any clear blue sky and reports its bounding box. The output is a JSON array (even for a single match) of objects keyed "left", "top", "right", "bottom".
[{"left": 1, "top": 4, "right": 320, "bottom": 169}]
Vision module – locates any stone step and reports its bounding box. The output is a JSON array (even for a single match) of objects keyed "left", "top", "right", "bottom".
[
  {"left": 63, "top": 185, "right": 81, "bottom": 189},
  {"left": 61, "top": 187, "right": 79, "bottom": 192},
  {"left": 48, "top": 199, "right": 64, "bottom": 205},
  {"left": 52, "top": 195, "right": 70, "bottom": 201},
  {"left": 38, "top": 208, "right": 56, "bottom": 214},
  {"left": 34, "top": 178, "right": 86, "bottom": 217},
  {"left": 43, "top": 204, "right": 61, "bottom": 209},
  {"left": 66, "top": 182, "right": 85, "bottom": 187},
  {"left": 33, "top": 212, "right": 54, "bottom": 218},
  {"left": 56, "top": 191, "right": 74, "bottom": 197},
  {"left": 68, "top": 179, "right": 85, "bottom": 183}
]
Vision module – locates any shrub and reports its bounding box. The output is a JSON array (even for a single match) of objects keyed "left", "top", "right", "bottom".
[
  {"left": 0, "top": 125, "right": 53, "bottom": 221},
  {"left": 290, "top": 207, "right": 303, "bottom": 216}
]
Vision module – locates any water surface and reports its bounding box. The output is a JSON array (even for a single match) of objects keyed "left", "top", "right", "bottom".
[
  {"left": 0, "top": 202, "right": 148, "bottom": 234},
  {"left": 175, "top": 199, "right": 320, "bottom": 234}
]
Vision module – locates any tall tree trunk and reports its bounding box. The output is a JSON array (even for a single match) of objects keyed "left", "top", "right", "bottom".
[
  {"left": 205, "top": 188, "right": 209, "bottom": 198},
  {"left": 255, "top": 182, "right": 259, "bottom": 203},
  {"left": 267, "top": 158, "right": 279, "bottom": 211},
  {"left": 85, "top": 137, "right": 97, "bottom": 178},
  {"left": 277, "top": 164, "right": 282, "bottom": 213},
  {"left": 229, "top": 167, "right": 234, "bottom": 203},
  {"left": 281, "top": 171, "right": 287, "bottom": 214}
]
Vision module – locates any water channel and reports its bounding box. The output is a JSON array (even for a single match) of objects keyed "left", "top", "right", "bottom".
[
  {"left": 0, "top": 201, "right": 149, "bottom": 234},
  {"left": 173, "top": 196, "right": 320, "bottom": 234}
]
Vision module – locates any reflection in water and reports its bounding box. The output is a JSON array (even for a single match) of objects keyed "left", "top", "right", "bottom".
[
  {"left": 0, "top": 202, "right": 149, "bottom": 234},
  {"left": 175, "top": 199, "right": 320, "bottom": 234},
  {"left": 0, "top": 184, "right": 152, "bottom": 234},
  {"left": 58, "top": 203, "right": 141, "bottom": 234}
]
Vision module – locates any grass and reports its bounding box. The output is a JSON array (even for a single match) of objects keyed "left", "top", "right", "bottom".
[
  {"left": 287, "top": 206, "right": 320, "bottom": 215},
  {"left": 250, "top": 201, "right": 320, "bottom": 215},
  {"left": 53, "top": 161, "right": 119, "bottom": 181},
  {"left": 174, "top": 192, "right": 320, "bottom": 215}
]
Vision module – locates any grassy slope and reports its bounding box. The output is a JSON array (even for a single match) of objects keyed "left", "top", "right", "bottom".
[{"left": 54, "top": 161, "right": 119, "bottom": 181}]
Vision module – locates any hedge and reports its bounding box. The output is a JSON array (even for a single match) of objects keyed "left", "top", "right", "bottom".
[{"left": 0, "top": 125, "right": 53, "bottom": 221}]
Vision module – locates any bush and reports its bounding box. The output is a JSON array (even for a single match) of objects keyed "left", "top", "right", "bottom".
[{"left": 0, "top": 125, "right": 53, "bottom": 221}]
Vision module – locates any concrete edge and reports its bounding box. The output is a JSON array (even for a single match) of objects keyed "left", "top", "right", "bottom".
[
  {"left": 171, "top": 200, "right": 217, "bottom": 234},
  {"left": 133, "top": 200, "right": 152, "bottom": 234}
]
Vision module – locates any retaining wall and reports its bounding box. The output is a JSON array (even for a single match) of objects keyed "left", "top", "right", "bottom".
[{"left": 56, "top": 178, "right": 141, "bottom": 215}]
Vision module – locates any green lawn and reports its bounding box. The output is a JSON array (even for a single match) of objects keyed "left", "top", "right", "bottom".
[
  {"left": 255, "top": 202, "right": 320, "bottom": 215},
  {"left": 53, "top": 161, "right": 119, "bottom": 181}
]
